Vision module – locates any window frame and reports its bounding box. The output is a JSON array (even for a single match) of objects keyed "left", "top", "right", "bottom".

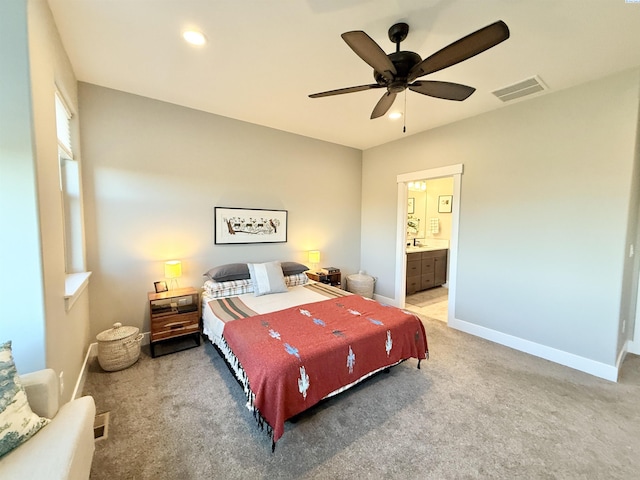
[{"left": 55, "top": 89, "right": 90, "bottom": 309}]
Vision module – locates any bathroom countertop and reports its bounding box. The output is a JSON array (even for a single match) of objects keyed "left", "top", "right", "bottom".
[{"left": 406, "top": 244, "right": 449, "bottom": 253}]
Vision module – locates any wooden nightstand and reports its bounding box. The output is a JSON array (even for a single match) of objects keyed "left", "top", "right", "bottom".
[
  {"left": 305, "top": 270, "right": 342, "bottom": 288},
  {"left": 148, "top": 286, "right": 201, "bottom": 357}
]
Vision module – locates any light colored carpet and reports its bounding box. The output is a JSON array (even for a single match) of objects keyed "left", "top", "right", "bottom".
[{"left": 84, "top": 315, "right": 640, "bottom": 479}]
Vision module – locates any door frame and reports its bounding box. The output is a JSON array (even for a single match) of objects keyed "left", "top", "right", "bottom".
[{"left": 395, "top": 164, "right": 463, "bottom": 323}]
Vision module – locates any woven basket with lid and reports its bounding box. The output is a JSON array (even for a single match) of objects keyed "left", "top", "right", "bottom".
[
  {"left": 346, "top": 271, "right": 376, "bottom": 298},
  {"left": 96, "top": 322, "right": 143, "bottom": 371}
]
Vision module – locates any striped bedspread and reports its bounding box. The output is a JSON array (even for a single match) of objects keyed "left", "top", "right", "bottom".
[{"left": 207, "top": 282, "right": 351, "bottom": 323}]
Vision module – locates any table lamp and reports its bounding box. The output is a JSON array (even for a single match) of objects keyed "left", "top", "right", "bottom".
[
  {"left": 165, "top": 260, "right": 182, "bottom": 290},
  {"left": 308, "top": 250, "right": 320, "bottom": 273}
]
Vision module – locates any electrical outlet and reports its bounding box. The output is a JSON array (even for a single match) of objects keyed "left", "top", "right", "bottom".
[{"left": 59, "top": 371, "right": 64, "bottom": 395}]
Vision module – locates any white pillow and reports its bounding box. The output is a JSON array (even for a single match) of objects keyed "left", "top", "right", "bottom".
[
  {"left": 247, "top": 261, "right": 288, "bottom": 296},
  {"left": 0, "top": 341, "right": 50, "bottom": 457}
]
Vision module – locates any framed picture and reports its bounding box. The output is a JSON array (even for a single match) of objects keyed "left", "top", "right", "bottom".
[
  {"left": 214, "top": 207, "right": 288, "bottom": 244},
  {"left": 154, "top": 281, "right": 168, "bottom": 293},
  {"left": 408, "top": 197, "right": 415, "bottom": 214},
  {"left": 438, "top": 195, "right": 453, "bottom": 213}
]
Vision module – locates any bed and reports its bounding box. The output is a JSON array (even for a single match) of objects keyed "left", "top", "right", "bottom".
[{"left": 201, "top": 261, "right": 429, "bottom": 449}]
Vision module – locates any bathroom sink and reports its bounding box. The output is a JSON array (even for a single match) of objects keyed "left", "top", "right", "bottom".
[{"left": 406, "top": 241, "right": 449, "bottom": 253}]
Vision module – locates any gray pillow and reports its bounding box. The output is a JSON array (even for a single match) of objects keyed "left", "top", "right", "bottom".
[
  {"left": 203, "top": 263, "right": 250, "bottom": 282},
  {"left": 281, "top": 261, "right": 309, "bottom": 275}
]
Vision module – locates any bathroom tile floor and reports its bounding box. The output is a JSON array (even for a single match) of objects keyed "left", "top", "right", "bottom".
[{"left": 405, "top": 286, "right": 448, "bottom": 322}]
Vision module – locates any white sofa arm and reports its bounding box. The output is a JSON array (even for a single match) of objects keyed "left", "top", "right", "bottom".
[
  {"left": 21, "top": 368, "right": 59, "bottom": 419},
  {"left": 0, "top": 369, "right": 97, "bottom": 480},
  {"left": 0, "top": 396, "right": 96, "bottom": 480}
]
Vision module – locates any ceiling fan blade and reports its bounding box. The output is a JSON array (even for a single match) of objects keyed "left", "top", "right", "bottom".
[
  {"left": 408, "top": 20, "right": 510, "bottom": 82},
  {"left": 309, "top": 84, "right": 383, "bottom": 98},
  {"left": 370, "top": 91, "right": 397, "bottom": 119},
  {"left": 409, "top": 80, "right": 476, "bottom": 101},
  {"left": 342, "top": 31, "right": 397, "bottom": 82}
]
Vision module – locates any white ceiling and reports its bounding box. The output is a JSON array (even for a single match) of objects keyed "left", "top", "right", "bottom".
[{"left": 47, "top": 0, "right": 640, "bottom": 150}]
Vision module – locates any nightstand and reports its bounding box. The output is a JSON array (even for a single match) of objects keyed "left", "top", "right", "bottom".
[
  {"left": 148, "top": 286, "right": 201, "bottom": 357},
  {"left": 305, "top": 270, "right": 342, "bottom": 288}
]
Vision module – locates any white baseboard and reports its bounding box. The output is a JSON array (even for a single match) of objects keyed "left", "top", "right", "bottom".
[
  {"left": 373, "top": 294, "right": 618, "bottom": 381},
  {"left": 71, "top": 342, "right": 97, "bottom": 400},
  {"left": 616, "top": 340, "right": 629, "bottom": 376},
  {"left": 71, "top": 331, "right": 153, "bottom": 400},
  {"left": 448, "top": 317, "right": 619, "bottom": 382},
  {"left": 373, "top": 293, "right": 397, "bottom": 306},
  {"left": 140, "top": 331, "right": 151, "bottom": 346}
]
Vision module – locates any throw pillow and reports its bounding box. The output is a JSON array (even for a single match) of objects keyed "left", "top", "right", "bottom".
[
  {"left": 0, "top": 341, "right": 50, "bottom": 458},
  {"left": 281, "top": 261, "right": 310, "bottom": 276},
  {"left": 203, "top": 263, "right": 250, "bottom": 282},
  {"left": 247, "top": 261, "right": 288, "bottom": 296}
]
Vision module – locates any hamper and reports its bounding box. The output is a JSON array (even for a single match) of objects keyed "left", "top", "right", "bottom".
[
  {"left": 346, "top": 271, "right": 375, "bottom": 298},
  {"left": 96, "top": 322, "right": 143, "bottom": 371}
]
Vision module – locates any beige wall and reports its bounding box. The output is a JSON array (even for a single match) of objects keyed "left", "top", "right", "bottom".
[
  {"left": 406, "top": 177, "right": 453, "bottom": 241},
  {"left": 29, "top": 0, "right": 91, "bottom": 402},
  {"left": 425, "top": 177, "right": 453, "bottom": 240},
  {"left": 78, "top": 83, "right": 362, "bottom": 340},
  {"left": 0, "top": 0, "right": 47, "bottom": 373},
  {"left": 0, "top": 0, "right": 91, "bottom": 402},
  {"left": 362, "top": 68, "right": 640, "bottom": 375}
]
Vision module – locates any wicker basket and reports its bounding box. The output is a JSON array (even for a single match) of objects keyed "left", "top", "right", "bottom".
[
  {"left": 346, "top": 271, "right": 376, "bottom": 298},
  {"left": 96, "top": 322, "right": 143, "bottom": 372}
]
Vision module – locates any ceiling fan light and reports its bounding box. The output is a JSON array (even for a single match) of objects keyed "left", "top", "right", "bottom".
[
  {"left": 183, "top": 30, "right": 207, "bottom": 46},
  {"left": 388, "top": 112, "right": 402, "bottom": 120}
]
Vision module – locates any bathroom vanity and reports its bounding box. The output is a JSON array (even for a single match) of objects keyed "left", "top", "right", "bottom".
[{"left": 406, "top": 246, "right": 448, "bottom": 295}]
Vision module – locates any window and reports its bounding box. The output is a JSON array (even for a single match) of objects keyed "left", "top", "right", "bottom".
[{"left": 55, "top": 91, "right": 86, "bottom": 274}]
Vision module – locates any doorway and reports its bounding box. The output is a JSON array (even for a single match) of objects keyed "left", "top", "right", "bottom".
[{"left": 395, "top": 164, "right": 463, "bottom": 324}]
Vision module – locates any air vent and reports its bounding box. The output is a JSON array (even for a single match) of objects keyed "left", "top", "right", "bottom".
[
  {"left": 94, "top": 412, "right": 110, "bottom": 441},
  {"left": 492, "top": 76, "right": 546, "bottom": 102}
]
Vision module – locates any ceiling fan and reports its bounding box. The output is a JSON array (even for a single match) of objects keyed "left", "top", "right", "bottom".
[{"left": 309, "top": 20, "right": 510, "bottom": 119}]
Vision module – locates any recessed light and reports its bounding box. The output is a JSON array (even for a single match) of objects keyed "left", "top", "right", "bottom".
[
  {"left": 183, "top": 30, "right": 207, "bottom": 46},
  {"left": 388, "top": 112, "right": 402, "bottom": 120}
]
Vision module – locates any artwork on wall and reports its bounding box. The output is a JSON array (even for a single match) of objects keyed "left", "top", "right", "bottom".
[
  {"left": 214, "top": 207, "right": 288, "bottom": 244},
  {"left": 438, "top": 195, "right": 453, "bottom": 213},
  {"left": 408, "top": 197, "right": 415, "bottom": 214}
]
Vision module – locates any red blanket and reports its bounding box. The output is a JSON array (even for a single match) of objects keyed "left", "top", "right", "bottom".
[{"left": 222, "top": 295, "right": 428, "bottom": 444}]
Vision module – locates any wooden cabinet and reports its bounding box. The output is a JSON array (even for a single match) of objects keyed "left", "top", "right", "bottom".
[
  {"left": 406, "top": 249, "right": 448, "bottom": 294},
  {"left": 305, "top": 270, "right": 342, "bottom": 288},
  {"left": 406, "top": 256, "right": 422, "bottom": 295},
  {"left": 148, "top": 286, "right": 201, "bottom": 357},
  {"left": 434, "top": 251, "right": 447, "bottom": 286}
]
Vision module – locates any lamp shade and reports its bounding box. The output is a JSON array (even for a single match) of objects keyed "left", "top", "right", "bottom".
[
  {"left": 164, "top": 260, "right": 182, "bottom": 279},
  {"left": 308, "top": 250, "right": 320, "bottom": 265}
]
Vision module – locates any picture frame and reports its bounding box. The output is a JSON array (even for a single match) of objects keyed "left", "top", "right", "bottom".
[
  {"left": 214, "top": 207, "right": 288, "bottom": 244},
  {"left": 408, "top": 197, "right": 415, "bottom": 214},
  {"left": 154, "top": 281, "right": 168, "bottom": 293},
  {"left": 438, "top": 195, "right": 453, "bottom": 213}
]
